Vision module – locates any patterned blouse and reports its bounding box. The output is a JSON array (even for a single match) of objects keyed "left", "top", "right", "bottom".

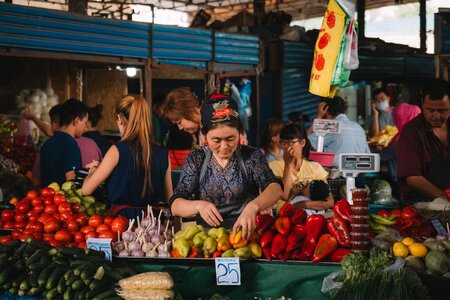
[{"left": 170, "top": 145, "right": 282, "bottom": 207}]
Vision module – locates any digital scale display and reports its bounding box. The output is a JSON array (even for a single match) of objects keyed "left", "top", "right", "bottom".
[{"left": 339, "top": 154, "right": 380, "bottom": 173}]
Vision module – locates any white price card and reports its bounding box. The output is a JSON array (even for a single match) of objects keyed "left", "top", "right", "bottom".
[
  {"left": 313, "top": 119, "right": 342, "bottom": 135},
  {"left": 215, "top": 257, "right": 241, "bottom": 286},
  {"left": 86, "top": 238, "right": 112, "bottom": 261}
]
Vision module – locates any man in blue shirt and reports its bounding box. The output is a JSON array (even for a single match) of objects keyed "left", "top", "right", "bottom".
[
  {"left": 308, "top": 96, "right": 370, "bottom": 167},
  {"left": 40, "top": 99, "right": 88, "bottom": 186}
]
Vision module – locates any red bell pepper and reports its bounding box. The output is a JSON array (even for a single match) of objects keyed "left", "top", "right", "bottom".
[
  {"left": 327, "top": 216, "right": 351, "bottom": 248},
  {"left": 401, "top": 206, "right": 417, "bottom": 219},
  {"left": 260, "top": 230, "right": 275, "bottom": 249},
  {"left": 377, "top": 209, "right": 391, "bottom": 218},
  {"left": 291, "top": 248, "right": 309, "bottom": 261},
  {"left": 286, "top": 224, "right": 306, "bottom": 252},
  {"left": 255, "top": 214, "right": 275, "bottom": 235},
  {"left": 333, "top": 199, "right": 353, "bottom": 223},
  {"left": 262, "top": 246, "right": 271, "bottom": 259},
  {"left": 291, "top": 224, "right": 307, "bottom": 240},
  {"left": 271, "top": 233, "right": 287, "bottom": 258},
  {"left": 291, "top": 209, "right": 307, "bottom": 225},
  {"left": 311, "top": 234, "right": 338, "bottom": 263},
  {"left": 275, "top": 217, "right": 291, "bottom": 235},
  {"left": 305, "top": 214, "right": 325, "bottom": 241},
  {"left": 298, "top": 237, "right": 316, "bottom": 260},
  {"left": 279, "top": 202, "right": 295, "bottom": 218},
  {"left": 330, "top": 247, "right": 351, "bottom": 262}
]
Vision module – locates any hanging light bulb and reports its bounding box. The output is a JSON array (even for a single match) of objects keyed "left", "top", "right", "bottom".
[{"left": 126, "top": 67, "right": 137, "bottom": 77}]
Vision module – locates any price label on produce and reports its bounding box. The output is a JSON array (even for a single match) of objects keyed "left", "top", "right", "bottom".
[
  {"left": 214, "top": 257, "right": 241, "bottom": 286},
  {"left": 86, "top": 238, "right": 112, "bottom": 261}
]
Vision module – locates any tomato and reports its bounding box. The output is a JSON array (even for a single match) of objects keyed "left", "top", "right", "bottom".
[
  {"left": 26, "top": 190, "right": 38, "bottom": 200},
  {"left": 33, "top": 233, "right": 43, "bottom": 240},
  {"left": 85, "top": 231, "right": 98, "bottom": 239},
  {"left": 66, "top": 219, "right": 79, "bottom": 232},
  {"left": 44, "top": 204, "right": 58, "bottom": 215},
  {"left": 75, "top": 213, "right": 87, "bottom": 226},
  {"left": 41, "top": 187, "right": 55, "bottom": 198},
  {"left": 88, "top": 215, "right": 103, "bottom": 228},
  {"left": 80, "top": 226, "right": 96, "bottom": 234},
  {"left": 98, "top": 230, "right": 117, "bottom": 242},
  {"left": 33, "top": 204, "right": 44, "bottom": 214},
  {"left": 48, "top": 239, "right": 62, "bottom": 247},
  {"left": 28, "top": 213, "right": 38, "bottom": 223},
  {"left": 401, "top": 207, "right": 417, "bottom": 220},
  {"left": 53, "top": 213, "right": 61, "bottom": 221},
  {"left": 43, "top": 197, "right": 54, "bottom": 206},
  {"left": 14, "top": 213, "right": 27, "bottom": 223},
  {"left": 14, "top": 221, "right": 26, "bottom": 230},
  {"left": 11, "top": 229, "right": 22, "bottom": 240},
  {"left": 71, "top": 203, "right": 80, "bottom": 212},
  {"left": 1, "top": 209, "right": 14, "bottom": 222},
  {"left": 59, "top": 212, "right": 73, "bottom": 221},
  {"left": 0, "top": 235, "right": 13, "bottom": 244},
  {"left": 28, "top": 221, "right": 44, "bottom": 232},
  {"left": 16, "top": 201, "right": 31, "bottom": 214},
  {"left": 58, "top": 203, "right": 72, "bottom": 215},
  {"left": 37, "top": 213, "right": 51, "bottom": 224},
  {"left": 3, "top": 221, "right": 15, "bottom": 230},
  {"left": 73, "top": 232, "right": 85, "bottom": 244},
  {"left": 111, "top": 216, "right": 128, "bottom": 233},
  {"left": 103, "top": 216, "right": 114, "bottom": 226},
  {"left": 31, "top": 198, "right": 43, "bottom": 206},
  {"left": 53, "top": 194, "right": 66, "bottom": 206},
  {"left": 77, "top": 242, "right": 87, "bottom": 249},
  {"left": 55, "top": 229, "right": 72, "bottom": 242},
  {"left": 96, "top": 224, "right": 111, "bottom": 233},
  {"left": 19, "top": 233, "right": 33, "bottom": 241},
  {"left": 43, "top": 233, "right": 54, "bottom": 242},
  {"left": 44, "top": 220, "right": 61, "bottom": 233}
]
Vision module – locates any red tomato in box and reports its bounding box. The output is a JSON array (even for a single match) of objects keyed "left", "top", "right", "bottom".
[
  {"left": 11, "top": 229, "right": 22, "bottom": 240},
  {"left": 3, "top": 221, "right": 15, "bottom": 230},
  {"left": 85, "top": 231, "right": 98, "bottom": 239},
  {"left": 48, "top": 239, "right": 62, "bottom": 247},
  {"left": 37, "top": 213, "right": 51, "bottom": 224},
  {"left": 15, "top": 201, "right": 30, "bottom": 214},
  {"left": 73, "top": 232, "right": 85, "bottom": 244},
  {"left": 111, "top": 216, "right": 128, "bottom": 233},
  {"left": 96, "top": 224, "right": 111, "bottom": 233},
  {"left": 44, "top": 219, "right": 61, "bottom": 233},
  {"left": 43, "top": 233, "right": 54, "bottom": 242},
  {"left": 14, "top": 221, "right": 26, "bottom": 230},
  {"left": 98, "top": 230, "right": 117, "bottom": 242},
  {"left": 0, "top": 235, "right": 13, "bottom": 244},
  {"left": 77, "top": 242, "right": 87, "bottom": 249},
  {"left": 41, "top": 187, "right": 55, "bottom": 198},
  {"left": 58, "top": 203, "right": 72, "bottom": 215},
  {"left": 55, "top": 229, "right": 72, "bottom": 242},
  {"left": 103, "top": 216, "right": 114, "bottom": 226},
  {"left": 26, "top": 190, "right": 38, "bottom": 200},
  {"left": 31, "top": 198, "right": 43, "bottom": 206},
  {"left": 53, "top": 194, "right": 66, "bottom": 206},
  {"left": 88, "top": 215, "right": 103, "bottom": 228},
  {"left": 1, "top": 209, "right": 14, "bottom": 222},
  {"left": 44, "top": 204, "right": 58, "bottom": 215},
  {"left": 28, "top": 213, "right": 38, "bottom": 223},
  {"left": 43, "top": 197, "right": 54, "bottom": 206},
  {"left": 66, "top": 219, "right": 79, "bottom": 232},
  {"left": 80, "top": 226, "right": 95, "bottom": 234},
  {"left": 14, "top": 213, "right": 27, "bottom": 223}
]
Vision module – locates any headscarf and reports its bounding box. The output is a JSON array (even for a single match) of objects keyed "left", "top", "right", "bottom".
[
  {"left": 392, "top": 103, "right": 421, "bottom": 138},
  {"left": 200, "top": 94, "right": 239, "bottom": 128}
]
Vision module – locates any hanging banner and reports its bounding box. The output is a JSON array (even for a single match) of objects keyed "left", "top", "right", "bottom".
[{"left": 309, "top": 0, "right": 355, "bottom": 98}]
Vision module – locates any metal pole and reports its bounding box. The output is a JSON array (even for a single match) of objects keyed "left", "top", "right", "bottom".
[
  {"left": 419, "top": 0, "right": 427, "bottom": 52},
  {"left": 357, "top": 0, "right": 365, "bottom": 40}
]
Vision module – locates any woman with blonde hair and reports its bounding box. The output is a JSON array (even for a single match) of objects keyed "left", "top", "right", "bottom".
[{"left": 82, "top": 95, "right": 173, "bottom": 218}]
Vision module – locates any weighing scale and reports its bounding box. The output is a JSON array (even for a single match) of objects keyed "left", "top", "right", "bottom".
[
  {"left": 312, "top": 119, "right": 342, "bottom": 152},
  {"left": 338, "top": 153, "right": 380, "bottom": 204}
]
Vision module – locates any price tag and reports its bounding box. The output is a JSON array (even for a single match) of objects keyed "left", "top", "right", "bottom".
[
  {"left": 86, "top": 238, "right": 112, "bottom": 261},
  {"left": 215, "top": 257, "right": 241, "bottom": 286},
  {"left": 313, "top": 119, "right": 342, "bottom": 135},
  {"left": 430, "top": 220, "right": 447, "bottom": 235}
]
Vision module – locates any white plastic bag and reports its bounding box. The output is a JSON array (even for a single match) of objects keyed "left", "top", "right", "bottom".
[{"left": 344, "top": 20, "right": 359, "bottom": 70}]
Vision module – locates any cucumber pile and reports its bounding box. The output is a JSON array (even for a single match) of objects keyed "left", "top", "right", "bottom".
[{"left": 0, "top": 239, "right": 135, "bottom": 300}]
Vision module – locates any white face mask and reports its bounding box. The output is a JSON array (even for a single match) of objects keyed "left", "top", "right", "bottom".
[{"left": 376, "top": 100, "right": 389, "bottom": 111}]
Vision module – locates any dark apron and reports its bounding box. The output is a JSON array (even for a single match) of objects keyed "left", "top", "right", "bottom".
[
  {"left": 195, "top": 147, "right": 256, "bottom": 228},
  {"left": 426, "top": 150, "right": 450, "bottom": 194}
]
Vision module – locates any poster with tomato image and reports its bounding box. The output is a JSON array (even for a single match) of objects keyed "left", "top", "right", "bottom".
[{"left": 309, "top": 0, "right": 354, "bottom": 97}]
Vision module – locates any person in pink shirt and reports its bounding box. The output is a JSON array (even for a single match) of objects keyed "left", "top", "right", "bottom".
[{"left": 391, "top": 103, "right": 422, "bottom": 143}]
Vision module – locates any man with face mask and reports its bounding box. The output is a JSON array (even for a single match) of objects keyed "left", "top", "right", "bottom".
[
  {"left": 367, "top": 88, "right": 395, "bottom": 138},
  {"left": 396, "top": 80, "right": 450, "bottom": 203}
]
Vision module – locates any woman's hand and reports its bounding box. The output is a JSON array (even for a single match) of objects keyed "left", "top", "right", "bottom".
[
  {"left": 283, "top": 146, "right": 295, "bottom": 165},
  {"left": 233, "top": 202, "right": 258, "bottom": 241},
  {"left": 195, "top": 201, "right": 223, "bottom": 227},
  {"left": 86, "top": 160, "right": 99, "bottom": 170}
]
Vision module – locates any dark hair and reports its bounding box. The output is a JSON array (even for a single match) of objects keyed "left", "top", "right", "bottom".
[
  {"left": 280, "top": 123, "right": 311, "bottom": 158},
  {"left": 310, "top": 180, "right": 331, "bottom": 201},
  {"left": 59, "top": 99, "right": 88, "bottom": 127},
  {"left": 372, "top": 88, "right": 388, "bottom": 99},
  {"left": 287, "top": 111, "right": 310, "bottom": 125},
  {"left": 167, "top": 124, "right": 194, "bottom": 150},
  {"left": 87, "top": 105, "right": 103, "bottom": 127},
  {"left": 49, "top": 104, "right": 62, "bottom": 125},
  {"left": 260, "top": 118, "right": 284, "bottom": 149},
  {"left": 421, "top": 80, "right": 450, "bottom": 102},
  {"left": 201, "top": 118, "right": 244, "bottom": 136},
  {"left": 322, "top": 96, "right": 347, "bottom": 117}
]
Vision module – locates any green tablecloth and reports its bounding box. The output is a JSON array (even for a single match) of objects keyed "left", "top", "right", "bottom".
[{"left": 115, "top": 258, "right": 340, "bottom": 299}]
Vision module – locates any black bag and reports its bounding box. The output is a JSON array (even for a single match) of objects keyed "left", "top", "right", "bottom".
[{"left": 74, "top": 168, "right": 109, "bottom": 204}]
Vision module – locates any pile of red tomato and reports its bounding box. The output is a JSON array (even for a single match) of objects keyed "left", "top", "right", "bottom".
[{"left": 0, "top": 187, "right": 128, "bottom": 248}]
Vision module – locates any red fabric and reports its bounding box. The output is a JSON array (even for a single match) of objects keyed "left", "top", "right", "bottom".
[
  {"left": 392, "top": 103, "right": 421, "bottom": 141},
  {"left": 169, "top": 149, "right": 191, "bottom": 169}
]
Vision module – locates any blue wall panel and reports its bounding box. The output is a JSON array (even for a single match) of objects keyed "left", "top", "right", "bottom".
[{"left": 215, "top": 32, "right": 259, "bottom": 65}]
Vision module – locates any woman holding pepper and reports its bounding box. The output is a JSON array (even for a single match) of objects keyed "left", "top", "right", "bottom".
[
  {"left": 169, "top": 94, "right": 283, "bottom": 240},
  {"left": 269, "top": 123, "right": 334, "bottom": 214}
]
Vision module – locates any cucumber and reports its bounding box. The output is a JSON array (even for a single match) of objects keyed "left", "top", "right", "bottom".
[
  {"left": 19, "top": 277, "right": 30, "bottom": 291},
  {"left": 46, "top": 287, "right": 59, "bottom": 300},
  {"left": 0, "top": 239, "right": 20, "bottom": 253},
  {"left": 26, "top": 248, "right": 46, "bottom": 266},
  {"left": 63, "top": 287, "right": 73, "bottom": 300},
  {"left": 65, "top": 276, "right": 79, "bottom": 288},
  {"left": 59, "top": 247, "right": 84, "bottom": 257},
  {"left": 80, "top": 265, "right": 96, "bottom": 280},
  {"left": 46, "top": 266, "right": 65, "bottom": 290},
  {"left": 93, "top": 266, "right": 105, "bottom": 280},
  {"left": 29, "top": 256, "right": 51, "bottom": 271},
  {"left": 71, "top": 279, "right": 84, "bottom": 290},
  {"left": 69, "top": 260, "right": 91, "bottom": 268},
  {"left": 29, "top": 286, "right": 44, "bottom": 296},
  {"left": 86, "top": 280, "right": 110, "bottom": 298},
  {"left": 64, "top": 269, "right": 74, "bottom": 281},
  {"left": 0, "top": 265, "right": 16, "bottom": 285},
  {"left": 57, "top": 276, "right": 66, "bottom": 294},
  {"left": 38, "top": 262, "right": 57, "bottom": 287},
  {"left": 84, "top": 248, "right": 105, "bottom": 257},
  {"left": 17, "top": 288, "right": 27, "bottom": 297},
  {"left": 8, "top": 287, "right": 18, "bottom": 295},
  {"left": 47, "top": 248, "right": 59, "bottom": 257},
  {"left": 92, "top": 288, "right": 117, "bottom": 300},
  {"left": 30, "top": 270, "right": 40, "bottom": 288},
  {"left": 78, "top": 287, "right": 89, "bottom": 300},
  {"left": 12, "top": 273, "right": 28, "bottom": 288},
  {"left": 74, "top": 264, "right": 90, "bottom": 276},
  {"left": 52, "top": 256, "right": 68, "bottom": 265}
]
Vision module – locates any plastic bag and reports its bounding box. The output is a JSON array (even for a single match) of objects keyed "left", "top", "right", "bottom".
[
  {"left": 321, "top": 269, "right": 344, "bottom": 296},
  {"left": 343, "top": 20, "right": 359, "bottom": 70},
  {"left": 375, "top": 228, "right": 403, "bottom": 243},
  {"left": 330, "top": 18, "right": 352, "bottom": 87}
]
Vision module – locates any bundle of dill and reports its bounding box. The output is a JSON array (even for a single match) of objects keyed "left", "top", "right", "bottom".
[{"left": 333, "top": 248, "right": 429, "bottom": 300}]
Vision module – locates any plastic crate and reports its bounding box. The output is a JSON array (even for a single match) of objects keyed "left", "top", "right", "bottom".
[
  {"left": 328, "top": 177, "right": 346, "bottom": 200},
  {"left": 309, "top": 151, "right": 335, "bottom": 167}
]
